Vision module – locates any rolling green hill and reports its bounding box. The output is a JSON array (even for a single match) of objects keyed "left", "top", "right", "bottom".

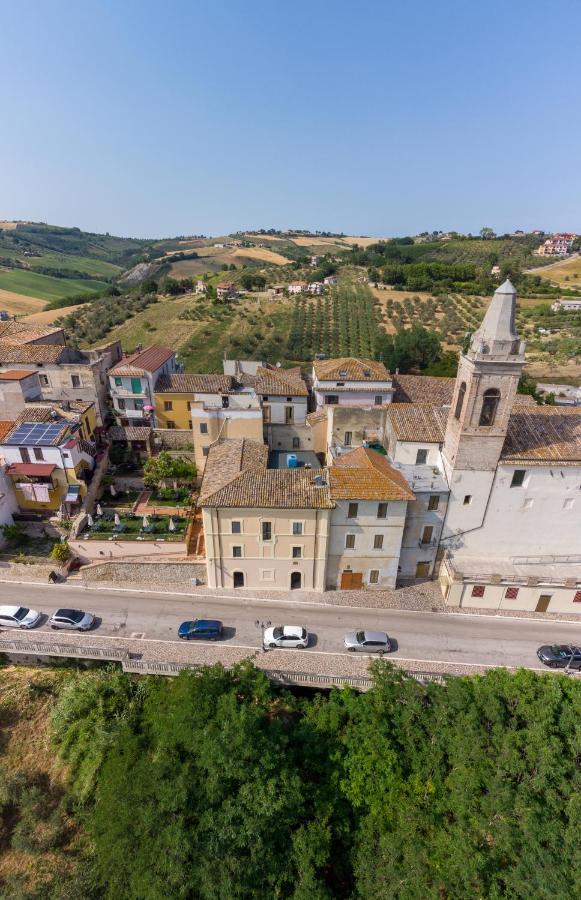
[{"left": 0, "top": 268, "right": 110, "bottom": 302}]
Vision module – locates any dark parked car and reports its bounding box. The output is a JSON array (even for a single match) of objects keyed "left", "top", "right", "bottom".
[
  {"left": 537, "top": 645, "right": 581, "bottom": 669},
  {"left": 178, "top": 619, "right": 223, "bottom": 641}
]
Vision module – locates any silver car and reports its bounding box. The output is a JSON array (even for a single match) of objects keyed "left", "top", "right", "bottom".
[
  {"left": 49, "top": 608, "right": 95, "bottom": 631},
  {"left": 344, "top": 630, "right": 392, "bottom": 652},
  {"left": 263, "top": 625, "right": 309, "bottom": 649},
  {"left": 0, "top": 605, "right": 42, "bottom": 629}
]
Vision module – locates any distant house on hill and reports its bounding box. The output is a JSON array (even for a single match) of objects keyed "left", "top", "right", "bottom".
[
  {"left": 551, "top": 298, "right": 581, "bottom": 312},
  {"left": 195, "top": 279, "right": 207, "bottom": 294},
  {"left": 308, "top": 282, "right": 324, "bottom": 294},
  {"left": 323, "top": 275, "right": 337, "bottom": 286},
  {"left": 288, "top": 282, "right": 307, "bottom": 295},
  {"left": 216, "top": 282, "right": 238, "bottom": 300}
]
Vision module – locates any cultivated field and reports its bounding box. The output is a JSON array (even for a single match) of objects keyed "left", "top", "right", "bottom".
[
  {"left": 528, "top": 254, "right": 581, "bottom": 287},
  {"left": 92, "top": 291, "right": 296, "bottom": 371},
  {"left": 23, "top": 303, "right": 87, "bottom": 324},
  {"left": 28, "top": 253, "right": 122, "bottom": 277},
  {"left": 232, "top": 247, "right": 288, "bottom": 265},
  {"left": 0, "top": 268, "right": 109, "bottom": 302},
  {"left": 0, "top": 288, "right": 46, "bottom": 315}
]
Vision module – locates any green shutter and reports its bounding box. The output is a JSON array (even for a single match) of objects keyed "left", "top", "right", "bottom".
[{"left": 131, "top": 378, "right": 142, "bottom": 394}]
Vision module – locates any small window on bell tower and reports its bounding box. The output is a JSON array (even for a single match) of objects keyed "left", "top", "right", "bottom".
[
  {"left": 479, "top": 388, "right": 500, "bottom": 426},
  {"left": 454, "top": 382, "right": 466, "bottom": 420}
]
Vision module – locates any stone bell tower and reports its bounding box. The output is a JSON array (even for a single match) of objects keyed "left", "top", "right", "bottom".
[{"left": 442, "top": 279, "right": 526, "bottom": 475}]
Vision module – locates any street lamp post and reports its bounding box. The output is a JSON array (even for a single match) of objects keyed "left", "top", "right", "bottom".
[{"left": 255, "top": 619, "right": 271, "bottom": 651}]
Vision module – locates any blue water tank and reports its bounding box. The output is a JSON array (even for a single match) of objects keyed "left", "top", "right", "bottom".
[{"left": 287, "top": 454, "right": 299, "bottom": 468}]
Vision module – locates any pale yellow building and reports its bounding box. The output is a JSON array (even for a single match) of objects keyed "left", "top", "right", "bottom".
[{"left": 199, "top": 438, "right": 415, "bottom": 591}]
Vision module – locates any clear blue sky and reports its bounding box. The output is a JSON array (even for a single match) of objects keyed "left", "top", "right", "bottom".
[{"left": 1, "top": 0, "right": 580, "bottom": 238}]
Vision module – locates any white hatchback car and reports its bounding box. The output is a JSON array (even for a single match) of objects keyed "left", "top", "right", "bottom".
[
  {"left": 263, "top": 625, "right": 309, "bottom": 649},
  {"left": 0, "top": 605, "right": 42, "bottom": 629},
  {"left": 49, "top": 608, "right": 95, "bottom": 631}
]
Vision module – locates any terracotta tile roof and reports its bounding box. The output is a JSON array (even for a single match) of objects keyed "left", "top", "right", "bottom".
[
  {"left": 199, "top": 438, "right": 268, "bottom": 501},
  {"left": 24, "top": 400, "right": 94, "bottom": 419},
  {"left": 0, "top": 320, "right": 64, "bottom": 344},
  {"left": 252, "top": 366, "right": 308, "bottom": 397},
  {"left": 200, "top": 468, "right": 334, "bottom": 509},
  {"left": 512, "top": 395, "right": 540, "bottom": 407},
  {"left": 392, "top": 374, "right": 455, "bottom": 405},
  {"left": 109, "top": 346, "right": 174, "bottom": 376},
  {"left": 306, "top": 410, "right": 327, "bottom": 426},
  {"left": 387, "top": 403, "right": 448, "bottom": 443},
  {"left": 0, "top": 369, "right": 38, "bottom": 381},
  {"left": 155, "top": 373, "right": 234, "bottom": 394},
  {"left": 501, "top": 407, "right": 581, "bottom": 466},
  {"left": 0, "top": 343, "right": 68, "bottom": 364},
  {"left": 0, "top": 421, "right": 15, "bottom": 441},
  {"left": 331, "top": 447, "right": 415, "bottom": 500},
  {"left": 313, "top": 357, "right": 391, "bottom": 382},
  {"left": 6, "top": 463, "right": 57, "bottom": 477},
  {"left": 109, "top": 426, "right": 152, "bottom": 441}
]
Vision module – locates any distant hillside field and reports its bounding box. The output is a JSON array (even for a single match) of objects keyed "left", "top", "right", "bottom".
[
  {"left": 0, "top": 288, "right": 46, "bottom": 315},
  {"left": 528, "top": 254, "right": 581, "bottom": 287},
  {"left": 0, "top": 268, "right": 109, "bottom": 302}
]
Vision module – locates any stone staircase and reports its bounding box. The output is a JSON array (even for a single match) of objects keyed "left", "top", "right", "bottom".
[{"left": 187, "top": 512, "right": 205, "bottom": 558}]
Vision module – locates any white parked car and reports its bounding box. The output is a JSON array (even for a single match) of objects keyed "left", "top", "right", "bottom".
[
  {"left": 344, "top": 630, "right": 392, "bottom": 652},
  {"left": 0, "top": 605, "right": 42, "bottom": 629},
  {"left": 263, "top": 625, "right": 309, "bottom": 649},
  {"left": 49, "top": 608, "right": 95, "bottom": 631}
]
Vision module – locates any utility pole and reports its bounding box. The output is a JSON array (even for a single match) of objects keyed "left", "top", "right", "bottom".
[{"left": 255, "top": 619, "right": 271, "bottom": 651}]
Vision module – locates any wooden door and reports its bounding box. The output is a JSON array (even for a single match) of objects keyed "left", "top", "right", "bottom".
[
  {"left": 535, "top": 594, "right": 551, "bottom": 613},
  {"left": 341, "top": 571, "right": 363, "bottom": 590},
  {"left": 415, "top": 561, "right": 430, "bottom": 578}
]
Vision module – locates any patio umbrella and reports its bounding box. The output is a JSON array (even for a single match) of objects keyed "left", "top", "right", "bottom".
[
  {"left": 142, "top": 515, "right": 149, "bottom": 528},
  {"left": 168, "top": 517, "right": 176, "bottom": 532},
  {"left": 114, "top": 513, "right": 121, "bottom": 526},
  {"left": 96, "top": 503, "right": 103, "bottom": 516},
  {"left": 87, "top": 513, "right": 94, "bottom": 527},
  {"left": 110, "top": 484, "right": 117, "bottom": 497}
]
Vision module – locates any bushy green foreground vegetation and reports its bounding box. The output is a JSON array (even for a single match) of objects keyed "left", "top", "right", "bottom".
[{"left": 1, "top": 662, "right": 579, "bottom": 899}]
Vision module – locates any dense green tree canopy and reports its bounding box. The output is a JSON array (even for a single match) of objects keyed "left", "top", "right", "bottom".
[{"left": 41, "top": 662, "right": 581, "bottom": 899}]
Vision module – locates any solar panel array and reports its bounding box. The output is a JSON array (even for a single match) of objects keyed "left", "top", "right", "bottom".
[{"left": 6, "top": 421, "right": 66, "bottom": 446}]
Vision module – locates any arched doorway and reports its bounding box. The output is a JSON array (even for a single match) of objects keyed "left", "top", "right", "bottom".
[
  {"left": 290, "top": 572, "right": 302, "bottom": 590},
  {"left": 233, "top": 571, "right": 244, "bottom": 588}
]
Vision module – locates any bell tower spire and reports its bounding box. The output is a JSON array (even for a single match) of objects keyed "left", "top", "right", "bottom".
[{"left": 442, "top": 279, "right": 525, "bottom": 474}]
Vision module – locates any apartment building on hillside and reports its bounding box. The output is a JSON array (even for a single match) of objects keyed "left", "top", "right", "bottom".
[
  {"left": 108, "top": 346, "right": 177, "bottom": 427},
  {"left": 312, "top": 357, "right": 394, "bottom": 409},
  {"left": 0, "top": 340, "right": 122, "bottom": 426}
]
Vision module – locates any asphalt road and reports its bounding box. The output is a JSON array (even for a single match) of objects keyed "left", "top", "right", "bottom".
[{"left": 1, "top": 580, "right": 580, "bottom": 671}]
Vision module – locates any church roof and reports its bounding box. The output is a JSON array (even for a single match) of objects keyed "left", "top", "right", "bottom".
[
  {"left": 501, "top": 406, "right": 581, "bottom": 466},
  {"left": 469, "top": 279, "right": 524, "bottom": 359}
]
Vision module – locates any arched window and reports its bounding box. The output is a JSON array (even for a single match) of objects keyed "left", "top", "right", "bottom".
[
  {"left": 454, "top": 381, "right": 466, "bottom": 420},
  {"left": 479, "top": 388, "right": 500, "bottom": 426}
]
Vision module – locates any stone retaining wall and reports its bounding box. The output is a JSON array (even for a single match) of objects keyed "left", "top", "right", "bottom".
[
  {"left": 81, "top": 559, "right": 207, "bottom": 586},
  {"left": 0, "top": 561, "right": 58, "bottom": 582},
  {"left": 70, "top": 539, "right": 189, "bottom": 561}
]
